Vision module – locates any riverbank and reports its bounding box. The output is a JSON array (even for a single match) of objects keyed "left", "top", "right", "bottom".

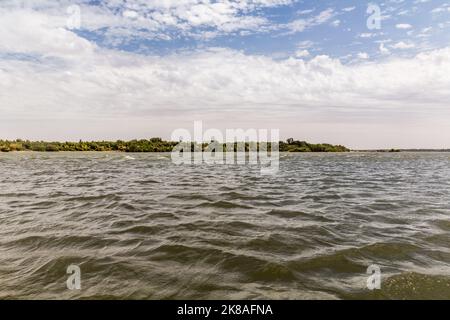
[{"left": 0, "top": 139, "right": 350, "bottom": 153}]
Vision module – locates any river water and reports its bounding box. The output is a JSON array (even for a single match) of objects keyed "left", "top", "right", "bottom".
[{"left": 0, "top": 152, "right": 449, "bottom": 299}]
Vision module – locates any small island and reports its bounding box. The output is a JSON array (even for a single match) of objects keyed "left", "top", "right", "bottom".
[{"left": 0, "top": 139, "right": 350, "bottom": 153}]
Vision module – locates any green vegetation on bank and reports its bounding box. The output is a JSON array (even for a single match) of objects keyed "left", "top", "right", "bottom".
[
  {"left": 280, "top": 139, "right": 349, "bottom": 152},
  {"left": 0, "top": 138, "right": 349, "bottom": 153}
]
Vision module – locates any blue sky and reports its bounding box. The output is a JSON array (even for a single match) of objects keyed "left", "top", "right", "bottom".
[
  {"left": 69, "top": 0, "right": 450, "bottom": 60},
  {"left": 0, "top": 1, "right": 450, "bottom": 148}
]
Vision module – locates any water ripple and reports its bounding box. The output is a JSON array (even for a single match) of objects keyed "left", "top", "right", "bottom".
[{"left": 0, "top": 152, "right": 449, "bottom": 299}]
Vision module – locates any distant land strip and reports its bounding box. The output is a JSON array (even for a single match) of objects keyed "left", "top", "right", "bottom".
[
  {"left": 354, "top": 149, "right": 450, "bottom": 152},
  {"left": 0, "top": 139, "right": 349, "bottom": 152}
]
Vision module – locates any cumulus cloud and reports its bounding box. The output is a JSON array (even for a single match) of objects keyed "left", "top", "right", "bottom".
[
  {"left": 1, "top": 9, "right": 449, "bottom": 120},
  {"left": 0, "top": 8, "right": 95, "bottom": 57}
]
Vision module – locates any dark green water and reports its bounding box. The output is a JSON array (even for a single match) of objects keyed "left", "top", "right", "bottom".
[{"left": 0, "top": 152, "right": 449, "bottom": 299}]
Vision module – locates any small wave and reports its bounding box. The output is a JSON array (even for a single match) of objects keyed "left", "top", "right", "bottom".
[
  {"left": 302, "top": 194, "right": 342, "bottom": 201},
  {"left": 105, "top": 202, "right": 140, "bottom": 211},
  {"left": 0, "top": 192, "right": 38, "bottom": 198},
  {"left": 136, "top": 179, "right": 160, "bottom": 185},
  {"left": 193, "top": 200, "right": 252, "bottom": 209},
  {"left": 112, "top": 225, "right": 161, "bottom": 235},
  {"left": 431, "top": 219, "right": 450, "bottom": 232},
  {"left": 166, "top": 193, "right": 212, "bottom": 201},
  {"left": 64, "top": 194, "right": 122, "bottom": 202},
  {"left": 4, "top": 234, "right": 117, "bottom": 250},
  {"left": 222, "top": 191, "right": 272, "bottom": 201},
  {"left": 265, "top": 209, "right": 332, "bottom": 221},
  {"left": 288, "top": 242, "right": 423, "bottom": 274}
]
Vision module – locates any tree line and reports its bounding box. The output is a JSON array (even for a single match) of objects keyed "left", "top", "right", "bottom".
[{"left": 0, "top": 138, "right": 349, "bottom": 153}]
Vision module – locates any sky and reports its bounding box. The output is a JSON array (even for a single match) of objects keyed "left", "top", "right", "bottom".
[{"left": 0, "top": 0, "right": 449, "bottom": 149}]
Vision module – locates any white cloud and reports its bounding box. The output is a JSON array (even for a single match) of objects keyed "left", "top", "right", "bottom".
[
  {"left": 295, "top": 49, "right": 310, "bottom": 58},
  {"left": 396, "top": 23, "right": 412, "bottom": 29},
  {"left": 0, "top": 9, "right": 95, "bottom": 57},
  {"left": 359, "top": 33, "right": 374, "bottom": 38},
  {"left": 122, "top": 10, "right": 139, "bottom": 19},
  {"left": 287, "top": 8, "right": 335, "bottom": 33},
  {"left": 0, "top": 0, "right": 296, "bottom": 43},
  {"left": 391, "top": 41, "right": 415, "bottom": 49},
  {"left": 416, "top": 26, "right": 433, "bottom": 38},
  {"left": 296, "top": 40, "right": 314, "bottom": 49},
  {"left": 357, "top": 52, "right": 369, "bottom": 59},
  {"left": 297, "top": 9, "right": 315, "bottom": 15},
  {"left": 342, "top": 7, "right": 356, "bottom": 12},
  {"left": 1, "top": 10, "right": 449, "bottom": 124},
  {"left": 314, "top": 8, "right": 335, "bottom": 24},
  {"left": 431, "top": 4, "right": 450, "bottom": 14},
  {"left": 331, "top": 19, "right": 340, "bottom": 27},
  {"left": 379, "top": 43, "right": 391, "bottom": 55}
]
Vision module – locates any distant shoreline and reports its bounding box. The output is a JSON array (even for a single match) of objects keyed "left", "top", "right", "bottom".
[
  {"left": 0, "top": 139, "right": 350, "bottom": 153},
  {"left": 0, "top": 139, "right": 448, "bottom": 153},
  {"left": 353, "top": 149, "right": 450, "bottom": 152},
  {"left": 2, "top": 150, "right": 449, "bottom": 153}
]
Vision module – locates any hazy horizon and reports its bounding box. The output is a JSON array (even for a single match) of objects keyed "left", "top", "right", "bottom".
[{"left": 1, "top": 116, "right": 449, "bottom": 150}]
